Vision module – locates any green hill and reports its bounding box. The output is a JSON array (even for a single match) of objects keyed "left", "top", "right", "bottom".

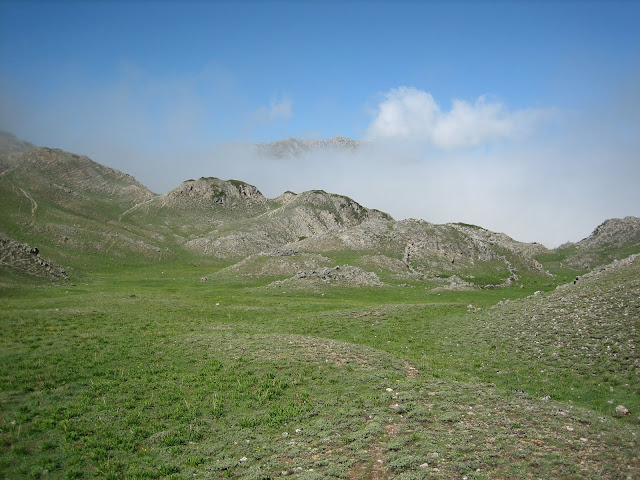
[{"left": 0, "top": 147, "right": 166, "bottom": 273}]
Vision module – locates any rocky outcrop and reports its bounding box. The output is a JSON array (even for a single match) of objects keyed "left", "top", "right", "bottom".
[
  {"left": 0, "top": 232, "right": 68, "bottom": 279},
  {"left": 270, "top": 265, "right": 383, "bottom": 287},
  {"left": 574, "top": 217, "right": 640, "bottom": 250},
  {"left": 431, "top": 274, "right": 475, "bottom": 291},
  {"left": 162, "top": 177, "right": 266, "bottom": 208}
]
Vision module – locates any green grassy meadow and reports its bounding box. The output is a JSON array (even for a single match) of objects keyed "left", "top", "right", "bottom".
[{"left": 1, "top": 258, "right": 639, "bottom": 479}]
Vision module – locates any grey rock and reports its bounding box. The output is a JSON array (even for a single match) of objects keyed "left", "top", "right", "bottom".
[
  {"left": 615, "top": 405, "right": 630, "bottom": 416},
  {"left": 271, "top": 264, "right": 383, "bottom": 287},
  {"left": 0, "top": 232, "right": 68, "bottom": 279}
]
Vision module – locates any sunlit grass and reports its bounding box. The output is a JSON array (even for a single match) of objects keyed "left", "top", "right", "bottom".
[{"left": 1, "top": 260, "right": 638, "bottom": 478}]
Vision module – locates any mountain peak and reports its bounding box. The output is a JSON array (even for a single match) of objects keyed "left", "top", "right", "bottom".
[
  {"left": 163, "top": 177, "right": 266, "bottom": 208},
  {"left": 578, "top": 216, "right": 640, "bottom": 250},
  {"left": 255, "top": 136, "right": 360, "bottom": 158}
]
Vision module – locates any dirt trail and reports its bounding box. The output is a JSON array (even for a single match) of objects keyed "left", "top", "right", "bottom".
[
  {"left": 16, "top": 187, "right": 37, "bottom": 216},
  {"left": 349, "top": 362, "right": 420, "bottom": 480},
  {"left": 118, "top": 198, "right": 154, "bottom": 221}
]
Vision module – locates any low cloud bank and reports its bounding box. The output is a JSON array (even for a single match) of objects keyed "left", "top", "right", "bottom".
[
  {"left": 2, "top": 71, "right": 638, "bottom": 248},
  {"left": 184, "top": 127, "right": 636, "bottom": 249}
]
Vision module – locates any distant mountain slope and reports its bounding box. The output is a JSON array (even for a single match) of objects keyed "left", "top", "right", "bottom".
[
  {"left": 574, "top": 216, "right": 640, "bottom": 250},
  {"left": 123, "top": 177, "right": 391, "bottom": 260},
  {"left": 292, "top": 218, "right": 551, "bottom": 287},
  {"left": 255, "top": 136, "right": 360, "bottom": 158},
  {"left": 0, "top": 132, "right": 639, "bottom": 284},
  {"left": 0, "top": 147, "right": 153, "bottom": 207},
  {"left": 0, "top": 130, "right": 36, "bottom": 154},
  {"left": 537, "top": 216, "right": 640, "bottom": 271},
  {"left": 0, "top": 146, "right": 164, "bottom": 271}
]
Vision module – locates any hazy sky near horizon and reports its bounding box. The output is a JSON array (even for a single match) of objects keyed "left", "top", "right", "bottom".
[{"left": 1, "top": 1, "right": 639, "bottom": 247}]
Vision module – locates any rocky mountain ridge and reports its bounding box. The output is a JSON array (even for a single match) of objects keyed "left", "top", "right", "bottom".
[
  {"left": 1, "top": 134, "right": 639, "bottom": 285},
  {"left": 570, "top": 216, "right": 640, "bottom": 250},
  {"left": 552, "top": 216, "right": 640, "bottom": 270},
  {"left": 255, "top": 136, "right": 360, "bottom": 158}
]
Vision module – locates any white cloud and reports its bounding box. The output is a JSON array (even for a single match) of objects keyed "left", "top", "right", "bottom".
[
  {"left": 251, "top": 96, "right": 293, "bottom": 124},
  {"left": 269, "top": 97, "right": 293, "bottom": 121},
  {"left": 365, "top": 86, "right": 552, "bottom": 149}
]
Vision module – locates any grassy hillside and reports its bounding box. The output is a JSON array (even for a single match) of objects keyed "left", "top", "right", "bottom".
[
  {"left": 0, "top": 148, "right": 172, "bottom": 273},
  {"left": 1, "top": 256, "right": 639, "bottom": 479}
]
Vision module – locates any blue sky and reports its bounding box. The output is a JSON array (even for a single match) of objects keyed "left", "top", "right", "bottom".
[{"left": 1, "top": 1, "right": 639, "bottom": 246}]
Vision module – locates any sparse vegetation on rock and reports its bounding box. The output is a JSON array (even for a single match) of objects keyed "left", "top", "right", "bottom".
[
  {"left": 0, "top": 231, "right": 68, "bottom": 279},
  {"left": 271, "top": 264, "right": 383, "bottom": 287}
]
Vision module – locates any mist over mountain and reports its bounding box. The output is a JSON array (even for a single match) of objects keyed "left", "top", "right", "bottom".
[
  {"left": 255, "top": 136, "right": 361, "bottom": 158},
  {"left": 0, "top": 130, "right": 36, "bottom": 154},
  {"left": 1, "top": 132, "right": 639, "bottom": 285},
  {"left": 4, "top": 125, "right": 637, "bottom": 249}
]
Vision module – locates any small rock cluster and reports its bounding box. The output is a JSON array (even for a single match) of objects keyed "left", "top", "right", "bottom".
[
  {"left": 0, "top": 232, "right": 68, "bottom": 279},
  {"left": 261, "top": 248, "right": 298, "bottom": 257},
  {"left": 271, "top": 265, "right": 383, "bottom": 287}
]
